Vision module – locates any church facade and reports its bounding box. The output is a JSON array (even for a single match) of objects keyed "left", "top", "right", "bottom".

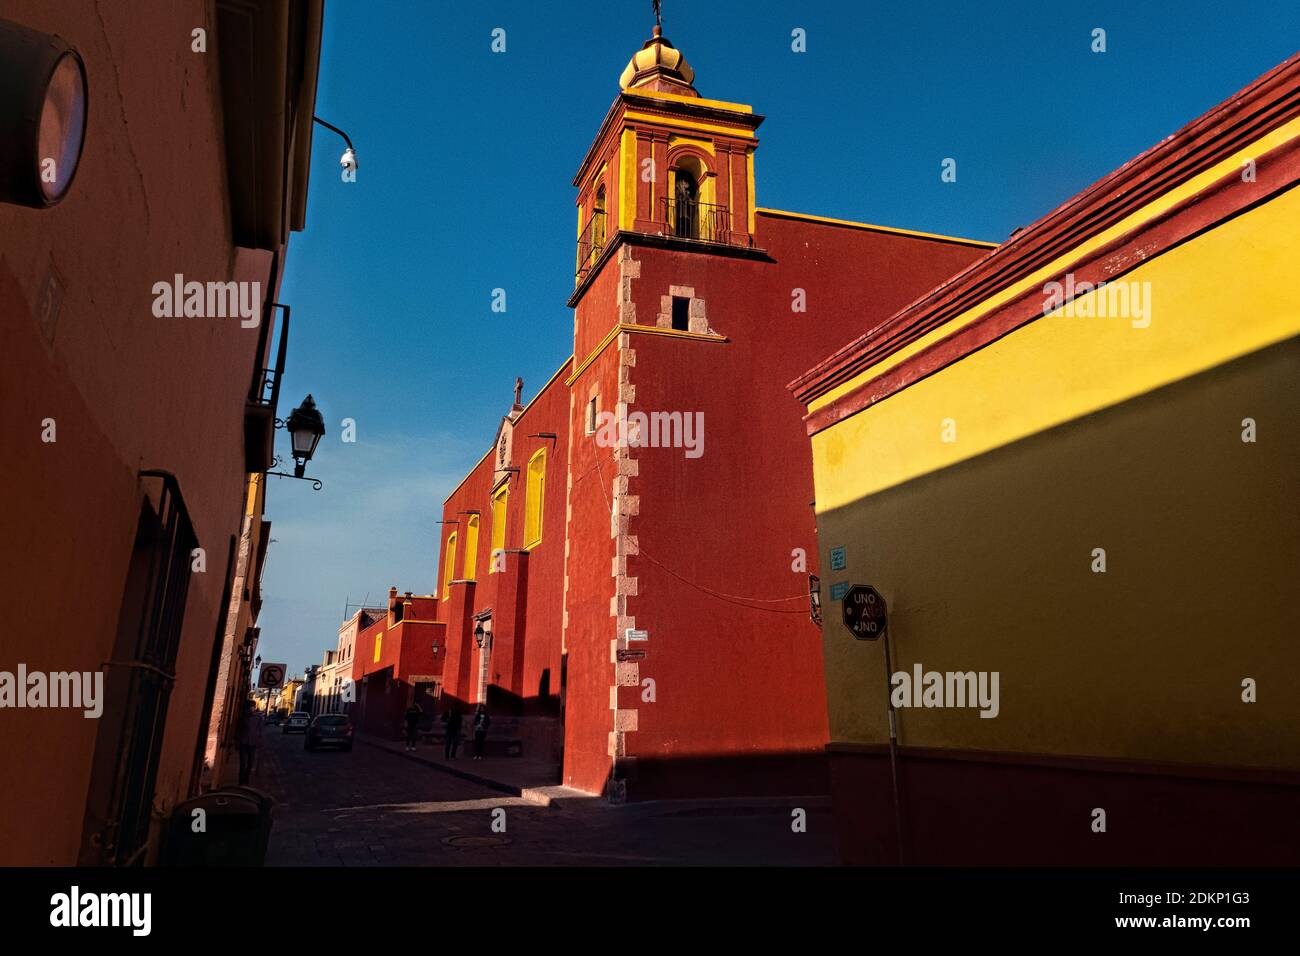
[{"left": 429, "top": 26, "right": 994, "bottom": 799}]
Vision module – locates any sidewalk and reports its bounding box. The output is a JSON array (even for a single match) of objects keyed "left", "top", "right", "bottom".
[{"left": 355, "top": 733, "right": 593, "bottom": 807}]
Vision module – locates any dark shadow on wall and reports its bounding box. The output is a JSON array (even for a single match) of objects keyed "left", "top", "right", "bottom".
[{"left": 815, "top": 336, "right": 1300, "bottom": 866}]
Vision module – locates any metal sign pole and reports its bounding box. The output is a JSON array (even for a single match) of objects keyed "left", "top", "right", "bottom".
[{"left": 881, "top": 625, "right": 906, "bottom": 865}]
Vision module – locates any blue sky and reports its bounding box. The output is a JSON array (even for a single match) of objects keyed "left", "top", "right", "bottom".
[{"left": 258, "top": 0, "right": 1300, "bottom": 675}]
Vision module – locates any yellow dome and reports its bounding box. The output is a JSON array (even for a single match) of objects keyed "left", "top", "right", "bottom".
[{"left": 619, "top": 26, "right": 696, "bottom": 92}]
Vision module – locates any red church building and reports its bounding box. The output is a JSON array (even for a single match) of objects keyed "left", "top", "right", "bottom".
[{"left": 431, "top": 25, "right": 994, "bottom": 800}]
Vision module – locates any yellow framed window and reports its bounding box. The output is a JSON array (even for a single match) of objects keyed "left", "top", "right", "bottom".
[
  {"left": 442, "top": 532, "right": 457, "bottom": 598},
  {"left": 524, "top": 448, "right": 546, "bottom": 549},
  {"left": 490, "top": 485, "right": 508, "bottom": 572},
  {"left": 373, "top": 631, "right": 383, "bottom": 663},
  {"left": 463, "top": 514, "right": 479, "bottom": 582}
]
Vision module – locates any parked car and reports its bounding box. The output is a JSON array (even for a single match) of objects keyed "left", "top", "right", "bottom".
[
  {"left": 265, "top": 711, "right": 282, "bottom": 726},
  {"left": 305, "top": 714, "right": 353, "bottom": 751},
  {"left": 282, "top": 711, "right": 311, "bottom": 734}
]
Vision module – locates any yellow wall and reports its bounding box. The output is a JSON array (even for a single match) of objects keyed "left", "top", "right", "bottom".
[
  {"left": 812, "top": 189, "right": 1300, "bottom": 771},
  {"left": 809, "top": 115, "right": 1300, "bottom": 416}
]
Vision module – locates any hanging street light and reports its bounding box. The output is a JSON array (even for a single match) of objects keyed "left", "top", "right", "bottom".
[{"left": 267, "top": 394, "right": 326, "bottom": 489}]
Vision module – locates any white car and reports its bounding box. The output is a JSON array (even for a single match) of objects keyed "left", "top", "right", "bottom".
[{"left": 282, "top": 711, "right": 311, "bottom": 734}]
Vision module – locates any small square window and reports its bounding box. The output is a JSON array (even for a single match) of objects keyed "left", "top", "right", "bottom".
[
  {"left": 586, "top": 396, "right": 598, "bottom": 434},
  {"left": 671, "top": 296, "right": 690, "bottom": 331}
]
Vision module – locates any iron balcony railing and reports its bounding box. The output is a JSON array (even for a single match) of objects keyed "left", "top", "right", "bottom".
[
  {"left": 243, "top": 302, "right": 290, "bottom": 472},
  {"left": 575, "top": 199, "right": 751, "bottom": 285},
  {"left": 662, "top": 197, "right": 732, "bottom": 244},
  {"left": 576, "top": 209, "right": 607, "bottom": 280}
]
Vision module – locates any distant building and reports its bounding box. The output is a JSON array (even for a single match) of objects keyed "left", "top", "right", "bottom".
[
  {"left": 327, "top": 606, "right": 385, "bottom": 715},
  {"left": 298, "top": 666, "right": 320, "bottom": 712},
  {"left": 350, "top": 589, "right": 444, "bottom": 737},
  {"left": 312, "top": 650, "right": 338, "bottom": 714}
]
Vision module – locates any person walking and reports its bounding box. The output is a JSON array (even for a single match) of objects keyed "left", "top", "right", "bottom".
[
  {"left": 403, "top": 699, "right": 423, "bottom": 751},
  {"left": 471, "top": 705, "right": 491, "bottom": 760},
  {"left": 237, "top": 698, "right": 262, "bottom": 784},
  {"left": 442, "top": 703, "right": 463, "bottom": 759}
]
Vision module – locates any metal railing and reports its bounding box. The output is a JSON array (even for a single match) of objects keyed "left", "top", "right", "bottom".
[
  {"left": 576, "top": 209, "right": 607, "bottom": 280},
  {"left": 662, "top": 197, "right": 732, "bottom": 244},
  {"left": 248, "top": 303, "right": 290, "bottom": 411}
]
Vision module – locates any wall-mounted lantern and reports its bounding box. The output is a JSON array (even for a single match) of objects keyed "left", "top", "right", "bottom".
[
  {"left": 0, "top": 18, "right": 88, "bottom": 208},
  {"left": 267, "top": 394, "right": 326, "bottom": 490}
]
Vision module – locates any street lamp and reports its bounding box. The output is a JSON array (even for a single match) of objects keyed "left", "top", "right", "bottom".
[
  {"left": 285, "top": 394, "right": 325, "bottom": 477},
  {"left": 267, "top": 394, "right": 326, "bottom": 489},
  {"left": 0, "top": 18, "right": 88, "bottom": 208},
  {"left": 313, "top": 115, "right": 357, "bottom": 174}
]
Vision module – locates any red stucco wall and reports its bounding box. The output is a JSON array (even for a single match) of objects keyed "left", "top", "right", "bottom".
[{"left": 0, "top": 0, "right": 295, "bottom": 864}]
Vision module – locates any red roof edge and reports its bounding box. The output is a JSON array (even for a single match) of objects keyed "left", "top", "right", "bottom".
[{"left": 788, "top": 51, "right": 1300, "bottom": 406}]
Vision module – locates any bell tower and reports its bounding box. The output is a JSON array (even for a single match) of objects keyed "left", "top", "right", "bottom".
[{"left": 571, "top": 22, "right": 764, "bottom": 289}]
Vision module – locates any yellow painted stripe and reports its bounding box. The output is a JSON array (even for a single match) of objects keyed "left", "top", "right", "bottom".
[
  {"left": 619, "top": 129, "right": 637, "bottom": 231},
  {"left": 747, "top": 152, "right": 757, "bottom": 235},
  {"left": 810, "top": 185, "right": 1300, "bottom": 512},
  {"left": 757, "top": 207, "right": 997, "bottom": 248},
  {"left": 624, "top": 111, "right": 756, "bottom": 140},
  {"left": 807, "top": 115, "right": 1300, "bottom": 414},
  {"left": 634, "top": 90, "right": 754, "bottom": 114},
  {"left": 566, "top": 324, "right": 728, "bottom": 387}
]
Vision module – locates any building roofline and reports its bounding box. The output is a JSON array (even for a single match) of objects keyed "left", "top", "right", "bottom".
[
  {"left": 441, "top": 357, "right": 574, "bottom": 505},
  {"left": 757, "top": 208, "right": 998, "bottom": 249},
  {"left": 788, "top": 50, "right": 1300, "bottom": 406}
]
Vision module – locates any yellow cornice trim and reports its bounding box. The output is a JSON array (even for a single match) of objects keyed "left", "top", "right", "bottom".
[
  {"left": 757, "top": 208, "right": 999, "bottom": 248},
  {"left": 624, "top": 111, "right": 755, "bottom": 140},
  {"left": 633, "top": 90, "right": 754, "bottom": 114},
  {"left": 566, "top": 325, "right": 623, "bottom": 385},
  {"left": 566, "top": 324, "right": 729, "bottom": 386}
]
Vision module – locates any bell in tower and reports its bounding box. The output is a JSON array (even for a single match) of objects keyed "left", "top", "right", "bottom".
[{"left": 571, "top": 16, "right": 765, "bottom": 290}]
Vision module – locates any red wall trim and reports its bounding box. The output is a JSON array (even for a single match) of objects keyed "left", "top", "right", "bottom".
[{"left": 803, "top": 132, "right": 1300, "bottom": 436}]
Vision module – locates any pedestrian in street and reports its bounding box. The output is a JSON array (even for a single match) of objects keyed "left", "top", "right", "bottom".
[
  {"left": 403, "top": 698, "right": 423, "bottom": 751},
  {"left": 442, "top": 703, "right": 463, "bottom": 759},
  {"left": 237, "top": 698, "right": 262, "bottom": 784},
  {"left": 471, "top": 704, "right": 491, "bottom": 760}
]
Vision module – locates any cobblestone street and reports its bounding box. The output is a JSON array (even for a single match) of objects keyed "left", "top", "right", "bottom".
[{"left": 253, "top": 730, "right": 834, "bottom": 866}]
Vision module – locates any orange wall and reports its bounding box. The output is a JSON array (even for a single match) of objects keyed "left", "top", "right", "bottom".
[{"left": 0, "top": 0, "right": 287, "bottom": 864}]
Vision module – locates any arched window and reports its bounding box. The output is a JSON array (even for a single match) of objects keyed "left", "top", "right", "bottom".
[
  {"left": 673, "top": 168, "right": 698, "bottom": 238},
  {"left": 490, "top": 485, "right": 508, "bottom": 573},
  {"left": 593, "top": 186, "right": 606, "bottom": 252},
  {"left": 524, "top": 448, "right": 547, "bottom": 549},
  {"left": 442, "top": 532, "right": 457, "bottom": 599},
  {"left": 463, "top": 515, "right": 479, "bottom": 582}
]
